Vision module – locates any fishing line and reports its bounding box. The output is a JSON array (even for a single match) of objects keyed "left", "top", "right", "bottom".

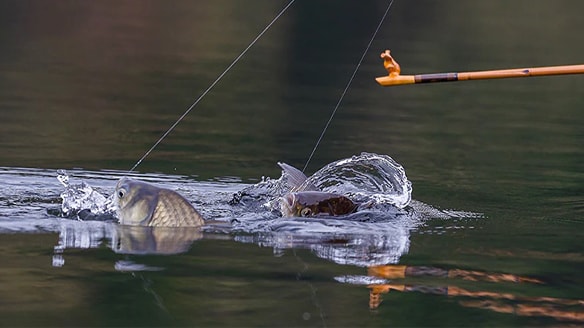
[
  {"left": 293, "top": 248, "right": 327, "bottom": 327},
  {"left": 129, "top": 0, "right": 296, "bottom": 172},
  {"left": 302, "top": 0, "right": 396, "bottom": 173},
  {"left": 139, "top": 274, "right": 170, "bottom": 315}
]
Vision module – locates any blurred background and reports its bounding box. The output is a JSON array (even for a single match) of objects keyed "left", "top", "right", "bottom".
[{"left": 1, "top": 0, "right": 583, "bottom": 217}]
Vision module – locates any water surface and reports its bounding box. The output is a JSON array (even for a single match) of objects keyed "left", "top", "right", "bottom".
[{"left": 1, "top": 1, "right": 583, "bottom": 326}]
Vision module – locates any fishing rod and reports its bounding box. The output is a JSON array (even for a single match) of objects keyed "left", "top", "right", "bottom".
[{"left": 376, "top": 49, "right": 584, "bottom": 86}]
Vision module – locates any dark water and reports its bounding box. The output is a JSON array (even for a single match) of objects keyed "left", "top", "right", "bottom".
[{"left": 1, "top": 1, "right": 584, "bottom": 326}]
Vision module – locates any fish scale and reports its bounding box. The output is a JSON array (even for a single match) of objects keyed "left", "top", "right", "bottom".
[{"left": 149, "top": 189, "right": 204, "bottom": 227}]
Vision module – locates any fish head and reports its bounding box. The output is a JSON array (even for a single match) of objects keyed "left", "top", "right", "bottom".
[
  {"left": 280, "top": 191, "right": 357, "bottom": 217},
  {"left": 114, "top": 177, "right": 159, "bottom": 226},
  {"left": 280, "top": 192, "right": 302, "bottom": 217}
]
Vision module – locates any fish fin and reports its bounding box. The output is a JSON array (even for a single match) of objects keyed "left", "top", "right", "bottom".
[
  {"left": 278, "top": 162, "right": 307, "bottom": 189},
  {"left": 278, "top": 162, "right": 321, "bottom": 192},
  {"left": 277, "top": 162, "right": 309, "bottom": 191}
]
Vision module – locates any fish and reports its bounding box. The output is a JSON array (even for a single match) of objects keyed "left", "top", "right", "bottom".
[
  {"left": 114, "top": 177, "right": 204, "bottom": 227},
  {"left": 281, "top": 191, "right": 358, "bottom": 217},
  {"left": 278, "top": 162, "right": 357, "bottom": 217}
]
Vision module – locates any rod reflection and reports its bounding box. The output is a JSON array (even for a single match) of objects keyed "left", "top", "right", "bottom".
[{"left": 367, "top": 264, "right": 584, "bottom": 323}]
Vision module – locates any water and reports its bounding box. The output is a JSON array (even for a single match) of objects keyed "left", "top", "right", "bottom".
[{"left": 1, "top": 0, "right": 584, "bottom": 326}]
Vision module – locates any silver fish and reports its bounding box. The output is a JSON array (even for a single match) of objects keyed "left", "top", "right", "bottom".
[{"left": 114, "top": 177, "right": 204, "bottom": 227}]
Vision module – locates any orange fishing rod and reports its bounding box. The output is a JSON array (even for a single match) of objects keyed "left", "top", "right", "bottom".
[{"left": 376, "top": 49, "right": 584, "bottom": 87}]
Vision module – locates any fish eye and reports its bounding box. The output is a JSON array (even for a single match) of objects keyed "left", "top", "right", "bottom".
[
  {"left": 117, "top": 189, "right": 125, "bottom": 198},
  {"left": 300, "top": 208, "right": 312, "bottom": 217}
]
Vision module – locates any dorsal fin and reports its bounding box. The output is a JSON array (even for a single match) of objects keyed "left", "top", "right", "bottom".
[{"left": 277, "top": 162, "right": 318, "bottom": 192}]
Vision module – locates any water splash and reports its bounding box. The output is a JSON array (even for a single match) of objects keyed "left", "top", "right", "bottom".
[
  {"left": 233, "top": 152, "right": 413, "bottom": 214},
  {"left": 305, "top": 152, "right": 412, "bottom": 208},
  {"left": 57, "top": 169, "right": 115, "bottom": 218},
  {"left": 229, "top": 175, "right": 288, "bottom": 213}
]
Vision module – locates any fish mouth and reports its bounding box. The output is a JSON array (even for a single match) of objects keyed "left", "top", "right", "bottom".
[
  {"left": 280, "top": 193, "right": 296, "bottom": 217},
  {"left": 114, "top": 206, "right": 124, "bottom": 224}
]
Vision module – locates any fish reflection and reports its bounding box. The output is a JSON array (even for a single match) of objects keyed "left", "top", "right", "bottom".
[
  {"left": 234, "top": 214, "right": 413, "bottom": 267},
  {"left": 52, "top": 219, "right": 218, "bottom": 270},
  {"left": 111, "top": 225, "right": 203, "bottom": 255},
  {"left": 357, "top": 264, "right": 584, "bottom": 323}
]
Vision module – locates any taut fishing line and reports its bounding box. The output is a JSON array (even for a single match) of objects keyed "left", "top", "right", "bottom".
[
  {"left": 122, "top": 1, "right": 396, "bottom": 324},
  {"left": 129, "top": 0, "right": 296, "bottom": 172},
  {"left": 291, "top": 2, "right": 397, "bottom": 325},
  {"left": 293, "top": 248, "right": 328, "bottom": 327},
  {"left": 302, "top": 0, "right": 396, "bottom": 172}
]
